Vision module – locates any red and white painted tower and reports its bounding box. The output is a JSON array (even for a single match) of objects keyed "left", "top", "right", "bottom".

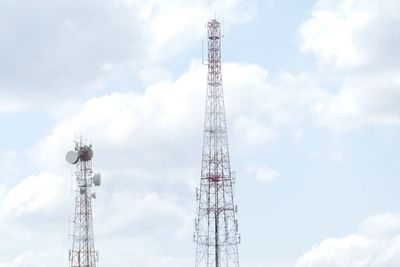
[{"left": 194, "top": 19, "right": 240, "bottom": 267}]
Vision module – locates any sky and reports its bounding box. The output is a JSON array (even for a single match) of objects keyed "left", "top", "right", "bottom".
[{"left": 0, "top": 0, "right": 400, "bottom": 266}]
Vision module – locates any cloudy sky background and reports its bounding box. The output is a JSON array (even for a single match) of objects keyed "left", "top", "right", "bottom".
[{"left": 1, "top": 0, "right": 400, "bottom": 266}]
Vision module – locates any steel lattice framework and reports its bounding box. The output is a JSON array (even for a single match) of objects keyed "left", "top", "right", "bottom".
[
  {"left": 68, "top": 138, "right": 99, "bottom": 267},
  {"left": 194, "top": 19, "right": 240, "bottom": 267}
]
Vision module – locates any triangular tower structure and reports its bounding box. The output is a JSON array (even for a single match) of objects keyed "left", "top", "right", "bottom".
[
  {"left": 66, "top": 137, "right": 101, "bottom": 267},
  {"left": 194, "top": 19, "right": 240, "bottom": 267}
]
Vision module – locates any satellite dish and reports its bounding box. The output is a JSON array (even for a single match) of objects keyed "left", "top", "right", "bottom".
[
  {"left": 93, "top": 173, "right": 101, "bottom": 186},
  {"left": 66, "top": 151, "right": 79, "bottom": 164}
]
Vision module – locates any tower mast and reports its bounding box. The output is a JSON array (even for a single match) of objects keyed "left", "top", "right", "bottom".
[
  {"left": 66, "top": 137, "right": 101, "bottom": 267},
  {"left": 194, "top": 19, "right": 240, "bottom": 267}
]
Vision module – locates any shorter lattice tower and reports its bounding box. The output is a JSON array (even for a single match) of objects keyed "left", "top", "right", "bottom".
[{"left": 66, "top": 137, "right": 102, "bottom": 267}]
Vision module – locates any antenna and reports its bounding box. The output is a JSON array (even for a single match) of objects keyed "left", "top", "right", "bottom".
[
  {"left": 66, "top": 137, "right": 101, "bottom": 267},
  {"left": 194, "top": 19, "right": 240, "bottom": 267},
  {"left": 66, "top": 151, "right": 79, "bottom": 164}
]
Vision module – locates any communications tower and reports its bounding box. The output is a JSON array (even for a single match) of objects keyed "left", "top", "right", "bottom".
[
  {"left": 194, "top": 19, "right": 240, "bottom": 267},
  {"left": 66, "top": 138, "right": 101, "bottom": 267}
]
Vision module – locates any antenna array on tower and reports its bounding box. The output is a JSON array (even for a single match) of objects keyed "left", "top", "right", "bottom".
[{"left": 66, "top": 137, "right": 101, "bottom": 267}]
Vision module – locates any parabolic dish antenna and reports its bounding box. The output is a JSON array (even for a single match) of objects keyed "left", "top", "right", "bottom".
[
  {"left": 66, "top": 151, "right": 79, "bottom": 164},
  {"left": 93, "top": 173, "right": 101, "bottom": 186}
]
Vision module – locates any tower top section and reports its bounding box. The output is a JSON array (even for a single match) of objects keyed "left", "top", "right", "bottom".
[
  {"left": 206, "top": 19, "right": 222, "bottom": 85},
  {"left": 207, "top": 19, "right": 221, "bottom": 40},
  {"left": 66, "top": 142, "right": 93, "bottom": 164}
]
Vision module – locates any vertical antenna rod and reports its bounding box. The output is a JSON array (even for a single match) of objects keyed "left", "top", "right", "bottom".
[
  {"left": 194, "top": 19, "right": 240, "bottom": 267},
  {"left": 66, "top": 137, "right": 102, "bottom": 267}
]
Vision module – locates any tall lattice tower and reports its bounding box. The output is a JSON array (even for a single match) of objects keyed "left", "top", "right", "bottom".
[
  {"left": 194, "top": 19, "right": 240, "bottom": 267},
  {"left": 66, "top": 138, "right": 102, "bottom": 267}
]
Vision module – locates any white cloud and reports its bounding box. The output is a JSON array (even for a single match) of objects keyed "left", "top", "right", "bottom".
[
  {"left": 311, "top": 73, "right": 400, "bottom": 130},
  {"left": 360, "top": 213, "right": 400, "bottom": 238},
  {"left": 0, "top": 250, "right": 65, "bottom": 267},
  {"left": 31, "top": 61, "right": 325, "bottom": 176},
  {"left": 132, "top": 0, "right": 255, "bottom": 63},
  {"left": 300, "top": 0, "right": 400, "bottom": 72},
  {"left": 224, "top": 65, "right": 327, "bottom": 148},
  {"left": 30, "top": 61, "right": 205, "bottom": 179},
  {"left": 247, "top": 163, "right": 281, "bottom": 184},
  {"left": 0, "top": 0, "right": 256, "bottom": 110},
  {"left": 301, "top": 0, "right": 400, "bottom": 130},
  {"left": 296, "top": 212, "right": 400, "bottom": 267},
  {"left": 3, "top": 172, "right": 63, "bottom": 215},
  {"left": 0, "top": 100, "right": 28, "bottom": 114},
  {"left": 300, "top": 0, "right": 371, "bottom": 70}
]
